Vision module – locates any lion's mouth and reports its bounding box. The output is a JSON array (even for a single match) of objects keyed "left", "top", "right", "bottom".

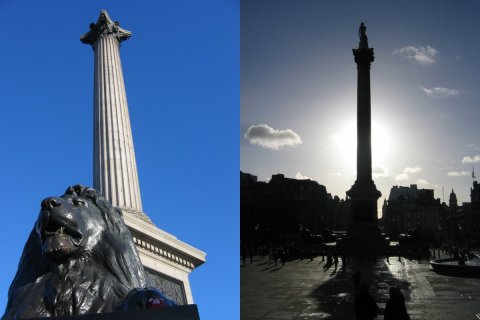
[{"left": 40, "top": 218, "right": 83, "bottom": 257}]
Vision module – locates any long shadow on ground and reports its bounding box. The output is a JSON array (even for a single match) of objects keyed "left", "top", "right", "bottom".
[{"left": 306, "top": 256, "right": 412, "bottom": 319}]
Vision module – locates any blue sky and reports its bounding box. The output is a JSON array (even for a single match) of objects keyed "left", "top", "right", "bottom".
[
  {"left": 0, "top": 1, "right": 238, "bottom": 319},
  {"left": 241, "top": 0, "right": 480, "bottom": 212}
]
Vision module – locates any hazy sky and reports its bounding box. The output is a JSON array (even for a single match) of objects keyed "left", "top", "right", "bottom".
[
  {"left": 0, "top": 1, "right": 238, "bottom": 319},
  {"left": 241, "top": 0, "right": 480, "bottom": 212}
]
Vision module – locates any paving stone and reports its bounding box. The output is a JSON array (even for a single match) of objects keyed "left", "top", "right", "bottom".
[{"left": 241, "top": 255, "right": 480, "bottom": 319}]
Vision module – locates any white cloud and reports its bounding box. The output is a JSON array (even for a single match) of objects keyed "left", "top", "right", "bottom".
[
  {"left": 416, "top": 179, "right": 439, "bottom": 188},
  {"left": 421, "top": 86, "right": 459, "bottom": 98},
  {"left": 244, "top": 124, "right": 302, "bottom": 150},
  {"left": 395, "top": 166, "right": 422, "bottom": 181},
  {"left": 447, "top": 171, "right": 470, "bottom": 177},
  {"left": 462, "top": 154, "right": 480, "bottom": 164},
  {"left": 295, "top": 172, "right": 310, "bottom": 180},
  {"left": 416, "top": 179, "right": 430, "bottom": 186},
  {"left": 395, "top": 173, "right": 409, "bottom": 181},
  {"left": 392, "top": 45, "right": 438, "bottom": 65},
  {"left": 328, "top": 172, "right": 342, "bottom": 177},
  {"left": 404, "top": 167, "right": 423, "bottom": 173},
  {"left": 373, "top": 166, "right": 389, "bottom": 179}
]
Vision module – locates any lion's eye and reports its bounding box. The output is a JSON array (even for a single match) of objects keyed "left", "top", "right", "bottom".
[{"left": 72, "top": 199, "right": 86, "bottom": 206}]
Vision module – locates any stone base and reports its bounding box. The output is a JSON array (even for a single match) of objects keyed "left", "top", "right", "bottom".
[
  {"left": 336, "top": 223, "right": 390, "bottom": 255},
  {"left": 23, "top": 305, "right": 200, "bottom": 320}
]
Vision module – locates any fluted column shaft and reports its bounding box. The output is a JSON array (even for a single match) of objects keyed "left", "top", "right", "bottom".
[{"left": 93, "top": 36, "right": 142, "bottom": 212}]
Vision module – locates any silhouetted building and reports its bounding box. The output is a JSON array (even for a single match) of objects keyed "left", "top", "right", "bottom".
[
  {"left": 332, "top": 195, "right": 351, "bottom": 231},
  {"left": 447, "top": 181, "right": 480, "bottom": 245},
  {"left": 382, "top": 184, "right": 446, "bottom": 242},
  {"left": 240, "top": 172, "right": 335, "bottom": 243}
]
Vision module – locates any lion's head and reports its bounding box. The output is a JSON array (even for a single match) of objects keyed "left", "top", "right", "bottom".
[{"left": 3, "top": 185, "right": 149, "bottom": 319}]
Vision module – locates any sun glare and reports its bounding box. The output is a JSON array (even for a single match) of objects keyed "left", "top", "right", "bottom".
[{"left": 336, "top": 121, "right": 390, "bottom": 168}]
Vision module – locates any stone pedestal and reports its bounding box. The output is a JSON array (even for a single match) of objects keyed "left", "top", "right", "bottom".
[
  {"left": 340, "top": 180, "right": 388, "bottom": 254},
  {"left": 337, "top": 223, "right": 389, "bottom": 255},
  {"left": 23, "top": 305, "right": 200, "bottom": 320}
]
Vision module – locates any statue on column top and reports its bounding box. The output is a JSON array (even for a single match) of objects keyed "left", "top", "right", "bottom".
[{"left": 358, "top": 22, "right": 369, "bottom": 49}]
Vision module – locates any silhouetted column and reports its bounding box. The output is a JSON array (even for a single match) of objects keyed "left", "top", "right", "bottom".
[
  {"left": 346, "top": 23, "right": 381, "bottom": 224},
  {"left": 81, "top": 11, "right": 143, "bottom": 214},
  {"left": 354, "top": 34, "right": 374, "bottom": 184}
]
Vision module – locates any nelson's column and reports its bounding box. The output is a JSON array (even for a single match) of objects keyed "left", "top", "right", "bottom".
[
  {"left": 80, "top": 11, "right": 206, "bottom": 304},
  {"left": 338, "top": 23, "right": 388, "bottom": 254}
]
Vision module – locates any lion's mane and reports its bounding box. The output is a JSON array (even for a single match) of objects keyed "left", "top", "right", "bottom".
[{"left": 2, "top": 185, "right": 148, "bottom": 319}]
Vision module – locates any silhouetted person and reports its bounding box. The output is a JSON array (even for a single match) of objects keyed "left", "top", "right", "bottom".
[
  {"left": 281, "top": 248, "right": 286, "bottom": 266},
  {"left": 355, "top": 284, "right": 378, "bottom": 320},
  {"left": 326, "top": 255, "right": 332, "bottom": 267},
  {"left": 353, "top": 272, "right": 362, "bottom": 296},
  {"left": 384, "top": 287, "right": 410, "bottom": 320},
  {"left": 334, "top": 255, "right": 339, "bottom": 270}
]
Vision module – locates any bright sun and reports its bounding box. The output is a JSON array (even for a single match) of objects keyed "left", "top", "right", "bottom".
[{"left": 336, "top": 121, "right": 390, "bottom": 168}]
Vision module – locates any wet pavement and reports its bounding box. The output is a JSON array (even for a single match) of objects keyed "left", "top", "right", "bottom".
[{"left": 241, "top": 254, "right": 480, "bottom": 319}]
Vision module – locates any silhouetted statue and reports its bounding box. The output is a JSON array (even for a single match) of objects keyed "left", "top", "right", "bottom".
[
  {"left": 358, "top": 22, "right": 369, "bottom": 49},
  {"left": 384, "top": 287, "right": 410, "bottom": 320},
  {"left": 2, "top": 185, "right": 174, "bottom": 319},
  {"left": 355, "top": 284, "right": 378, "bottom": 320}
]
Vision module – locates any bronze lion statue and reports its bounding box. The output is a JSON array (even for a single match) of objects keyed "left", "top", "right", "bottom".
[{"left": 2, "top": 185, "right": 174, "bottom": 319}]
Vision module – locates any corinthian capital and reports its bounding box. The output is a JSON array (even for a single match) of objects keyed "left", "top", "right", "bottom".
[{"left": 80, "top": 10, "right": 131, "bottom": 45}]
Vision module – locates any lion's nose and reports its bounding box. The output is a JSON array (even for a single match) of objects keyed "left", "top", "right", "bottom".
[{"left": 41, "top": 197, "right": 61, "bottom": 210}]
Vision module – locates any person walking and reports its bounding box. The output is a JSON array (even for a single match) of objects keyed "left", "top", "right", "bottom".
[
  {"left": 355, "top": 284, "right": 378, "bottom": 320},
  {"left": 353, "top": 272, "right": 361, "bottom": 296},
  {"left": 384, "top": 287, "right": 410, "bottom": 320}
]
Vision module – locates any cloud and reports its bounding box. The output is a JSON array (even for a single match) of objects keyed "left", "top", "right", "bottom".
[
  {"left": 395, "top": 173, "right": 409, "bottom": 181},
  {"left": 462, "top": 154, "right": 480, "bottom": 164},
  {"left": 373, "top": 166, "right": 389, "bottom": 179},
  {"left": 416, "top": 179, "right": 430, "bottom": 186},
  {"left": 421, "top": 86, "right": 459, "bottom": 98},
  {"left": 395, "top": 166, "right": 422, "bottom": 181},
  {"left": 447, "top": 171, "right": 470, "bottom": 177},
  {"left": 328, "top": 172, "right": 342, "bottom": 177},
  {"left": 244, "top": 124, "right": 302, "bottom": 150},
  {"left": 392, "top": 45, "right": 438, "bottom": 65},
  {"left": 416, "top": 179, "right": 439, "bottom": 188},
  {"left": 404, "top": 167, "right": 423, "bottom": 173},
  {"left": 295, "top": 172, "right": 310, "bottom": 180}
]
